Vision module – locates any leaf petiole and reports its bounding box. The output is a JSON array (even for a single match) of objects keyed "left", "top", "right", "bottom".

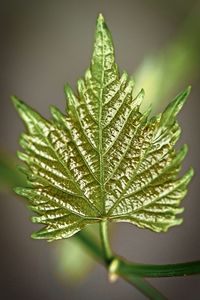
[{"left": 99, "top": 220, "right": 113, "bottom": 264}]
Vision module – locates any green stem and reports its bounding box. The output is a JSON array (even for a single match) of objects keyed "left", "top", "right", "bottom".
[
  {"left": 76, "top": 227, "right": 200, "bottom": 298},
  {"left": 77, "top": 229, "right": 200, "bottom": 280},
  {"left": 121, "top": 274, "right": 167, "bottom": 300},
  {"left": 99, "top": 220, "right": 113, "bottom": 263},
  {"left": 76, "top": 229, "right": 166, "bottom": 299},
  {"left": 118, "top": 259, "right": 200, "bottom": 278}
]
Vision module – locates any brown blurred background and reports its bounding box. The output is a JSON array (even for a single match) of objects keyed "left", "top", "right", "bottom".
[{"left": 0, "top": 0, "right": 200, "bottom": 299}]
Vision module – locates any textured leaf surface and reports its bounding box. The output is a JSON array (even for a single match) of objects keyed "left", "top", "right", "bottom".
[{"left": 13, "top": 14, "right": 193, "bottom": 241}]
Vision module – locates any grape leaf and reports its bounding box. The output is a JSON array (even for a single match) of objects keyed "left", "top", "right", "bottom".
[{"left": 12, "top": 14, "right": 193, "bottom": 241}]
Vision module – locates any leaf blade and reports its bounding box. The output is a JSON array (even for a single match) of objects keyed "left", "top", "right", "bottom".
[{"left": 13, "top": 14, "right": 193, "bottom": 240}]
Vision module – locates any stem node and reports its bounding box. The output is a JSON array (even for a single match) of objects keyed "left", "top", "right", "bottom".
[{"left": 109, "top": 258, "right": 120, "bottom": 283}]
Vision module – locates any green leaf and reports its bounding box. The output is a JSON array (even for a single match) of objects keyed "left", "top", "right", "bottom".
[{"left": 12, "top": 14, "right": 193, "bottom": 241}]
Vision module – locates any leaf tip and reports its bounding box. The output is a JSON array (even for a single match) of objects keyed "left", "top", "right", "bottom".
[
  {"left": 160, "top": 86, "right": 192, "bottom": 128},
  {"left": 133, "top": 89, "right": 145, "bottom": 108},
  {"left": 97, "top": 13, "right": 105, "bottom": 24},
  {"left": 173, "top": 217, "right": 184, "bottom": 227},
  {"left": 140, "top": 88, "right": 145, "bottom": 97},
  {"left": 188, "top": 167, "right": 195, "bottom": 179},
  {"left": 31, "top": 229, "right": 47, "bottom": 240},
  {"left": 13, "top": 186, "right": 21, "bottom": 195},
  {"left": 17, "top": 151, "right": 28, "bottom": 162},
  {"left": 163, "top": 217, "right": 183, "bottom": 232},
  {"left": 14, "top": 186, "right": 30, "bottom": 198},
  {"left": 11, "top": 95, "right": 18, "bottom": 103},
  {"left": 177, "top": 85, "right": 191, "bottom": 107},
  {"left": 31, "top": 230, "right": 54, "bottom": 242},
  {"left": 96, "top": 13, "right": 109, "bottom": 32},
  {"left": 11, "top": 95, "right": 24, "bottom": 110},
  {"left": 31, "top": 232, "right": 39, "bottom": 240},
  {"left": 186, "top": 85, "right": 192, "bottom": 95},
  {"left": 64, "top": 83, "right": 73, "bottom": 98},
  {"left": 182, "top": 167, "right": 194, "bottom": 186},
  {"left": 182, "top": 143, "right": 188, "bottom": 153}
]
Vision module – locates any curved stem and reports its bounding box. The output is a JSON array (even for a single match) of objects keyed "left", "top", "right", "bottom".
[
  {"left": 77, "top": 230, "right": 200, "bottom": 279},
  {"left": 121, "top": 274, "right": 167, "bottom": 300},
  {"left": 99, "top": 220, "right": 113, "bottom": 264},
  {"left": 118, "top": 259, "right": 200, "bottom": 278},
  {"left": 77, "top": 229, "right": 166, "bottom": 299}
]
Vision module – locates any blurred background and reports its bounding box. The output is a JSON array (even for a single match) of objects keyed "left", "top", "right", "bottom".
[{"left": 0, "top": 0, "right": 200, "bottom": 299}]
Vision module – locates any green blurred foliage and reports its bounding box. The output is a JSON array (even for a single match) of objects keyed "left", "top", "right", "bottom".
[
  {"left": 135, "top": 2, "right": 200, "bottom": 112},
  {"left": 53, "top": 224, "right": 99, "bottom": 284},
  {"left": 0, "top": 152, "right": 26, "bottom": 193}
]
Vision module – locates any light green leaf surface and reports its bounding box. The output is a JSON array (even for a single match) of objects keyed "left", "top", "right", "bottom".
[{"left": 13, "top": 14, "right": 193, "bottom": 241}]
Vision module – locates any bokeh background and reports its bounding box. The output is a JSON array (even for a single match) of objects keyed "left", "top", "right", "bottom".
[{"left": 0, "top": 0, "right": 200, "bottom": 299}]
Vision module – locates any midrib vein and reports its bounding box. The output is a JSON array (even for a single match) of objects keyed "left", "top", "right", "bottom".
[{"left": 98, "top": 35, "right": 105, "bottom": 215}]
